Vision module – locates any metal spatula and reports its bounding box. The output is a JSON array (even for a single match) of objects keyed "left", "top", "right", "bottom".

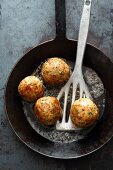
[{"left": 56, "top": 0, "right": 92, "bottom": 131}]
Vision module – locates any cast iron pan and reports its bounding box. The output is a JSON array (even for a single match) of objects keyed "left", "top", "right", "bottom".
[{"left": 5, "top": 0, "right": 113, "bottom": 158}]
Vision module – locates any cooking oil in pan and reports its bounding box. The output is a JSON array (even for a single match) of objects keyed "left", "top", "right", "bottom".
[{"left": 23, "top": 60, "right": 105, "bottom": 143}]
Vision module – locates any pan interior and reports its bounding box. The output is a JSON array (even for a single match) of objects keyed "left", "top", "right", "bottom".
[{"left": 23, "top": 59, "right": 105, "bottom": 143}]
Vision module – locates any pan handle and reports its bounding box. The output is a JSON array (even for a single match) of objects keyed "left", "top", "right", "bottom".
[{"left": 55, "top": 0, "right": 66, "bottom": 40}]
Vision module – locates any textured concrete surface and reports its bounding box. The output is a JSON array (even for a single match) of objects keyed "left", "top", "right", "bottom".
[{"left": 0, "top": 0, "right": 113, "bottom": 169}]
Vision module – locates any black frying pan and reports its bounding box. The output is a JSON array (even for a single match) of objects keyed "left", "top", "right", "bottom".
[{"left": 5, "top": 0, "right": 113, "bottom": 158}]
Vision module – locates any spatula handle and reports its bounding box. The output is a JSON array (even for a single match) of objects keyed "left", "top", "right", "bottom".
[{"left": 74, "top": 0, "right": 92, "bottom": 72}]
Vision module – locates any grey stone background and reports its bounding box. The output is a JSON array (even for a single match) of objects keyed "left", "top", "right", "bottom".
[{"left": 0, "top": 0, "right": 113, "bottom": 169}]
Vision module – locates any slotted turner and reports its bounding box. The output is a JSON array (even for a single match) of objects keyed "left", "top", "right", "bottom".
[{"left": 56, "top": 0, "right": 92, "bottom": 131}]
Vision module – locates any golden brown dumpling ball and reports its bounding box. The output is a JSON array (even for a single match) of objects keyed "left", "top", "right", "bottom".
[
  {"left": 34, "top": 96, "right": 62, "bottom": 125},
  {"left": 41, "top": 57, "right": 70, "bottom": 86},
  {"left": 70, "top": 98, "right": 99, "bottom": 128},
  {"left": 18, "top": 76, "right": 44, "bottom": 102}
]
